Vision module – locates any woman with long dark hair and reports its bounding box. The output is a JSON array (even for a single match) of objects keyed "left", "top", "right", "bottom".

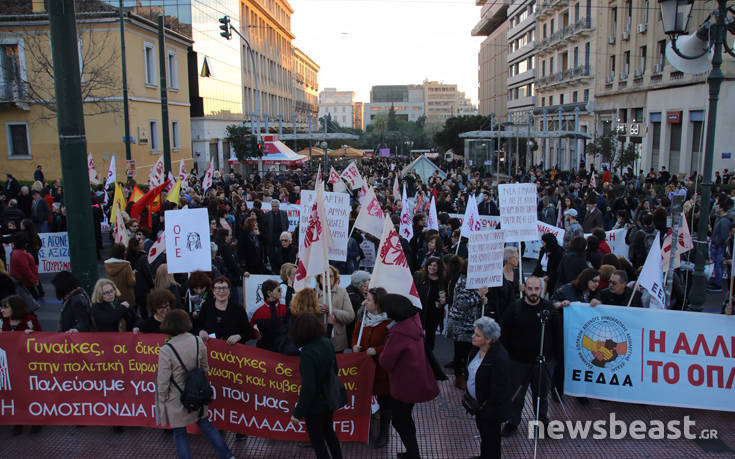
[
  {"left": 414, "top": 256, "right": 447, "bottom": 351},
  {"left": 532, "top": 232, "right": 564, "bottom": 296}
]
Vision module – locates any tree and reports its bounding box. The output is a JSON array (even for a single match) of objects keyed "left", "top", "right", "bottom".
[
  {"left": 585, "top": 130, "right": 640, "bottom": 171},
  {"left": 225, "top": 124, "right": 261, "bottom": 158},
  {"left": 433, "top": 115, "right": 490, "bottom": 154},
  {"left": 387, "top": 104, "right": 398, "bottom": 131}
]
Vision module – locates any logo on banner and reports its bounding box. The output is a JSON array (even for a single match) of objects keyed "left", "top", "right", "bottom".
[
  {"left": 573, "top": 316, "right": 633, "bottom": 387},
  {"left": 0, "top": 347, "right": 11, "bottom": 391},
  {"left": 367, "top": 198, "right": 382, "bottom": 217},
  {"left": 379, "top": 232, "right": 408, "bottom": 268},
  {"left": 304, "top": 203, "right": 322, "bottom": 249}
]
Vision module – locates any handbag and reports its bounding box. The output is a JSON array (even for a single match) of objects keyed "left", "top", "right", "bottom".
[
  {"left": 322, "top": 359, "right": 348, "bottom": 411},
  {"left": 462, "top": 390, "right": 486, "bottom": 415}
]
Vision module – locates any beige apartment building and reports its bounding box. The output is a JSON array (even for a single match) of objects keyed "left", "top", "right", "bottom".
[
  {"left": 473, "top": 0, "right": 509, "bottom": 119},
  {"left": 293, "top": 47, "right": 319, "bottom": 127},
  {"left": 423, "top": 81, "right": 462, "bottom": 123},
  {"left": 534, "top": 0, "right": 595, "bottom": 169},
  {"left": 593, "top": 0, "right": 735, "bottom": 176}
]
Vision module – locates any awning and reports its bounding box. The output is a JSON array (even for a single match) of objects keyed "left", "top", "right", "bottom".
[
  {"left": 240, "top": 141, "right": 306, "bottom": 165},
  {"left": 328, "top": 146, "right": 363, "bottom": 158}
]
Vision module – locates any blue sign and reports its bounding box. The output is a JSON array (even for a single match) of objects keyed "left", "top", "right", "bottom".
[{"left": 722, "top": 152, "right": 731, "bottom": 159}]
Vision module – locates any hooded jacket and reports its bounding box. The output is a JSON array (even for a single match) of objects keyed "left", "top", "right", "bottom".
[
  {"left": 378, "top": 314, "right": 439, "bottom": 404},
  {"left": 104, "top": 258, "right": 136, "bottom": 307},
  {"left": 712, "top": 207, "right": 735, "bottom": 248}
]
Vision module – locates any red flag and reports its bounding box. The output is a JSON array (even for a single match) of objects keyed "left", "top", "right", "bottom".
[
  {"left": 130, "top": 180, "right": 170, "bottom": 219},
  {"left": 128, "top": 185, "right": 144, "bottom": 203}
]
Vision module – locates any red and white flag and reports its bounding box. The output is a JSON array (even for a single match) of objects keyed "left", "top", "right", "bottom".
[
  {"left": 354, "top": 186, "right": 385, "bottom": 238},
  {"left": 104, "top": 155, "right": 116, "bottom": 190},
  {"left": 460, "top": 194, "right": 482, "bottom": 238},
  {"left": 637, "top": 232, "right": 665, "bottom": 309},
  {"left": 149, "top": 156, "right": 165, "bottom": 187},
  {"left": 369, "top": 217, "right": 422, "bottom": 309},
  {"left": 88, "top": 153, "right": 100, "bottom": 185},
  {"left": 358, "top": 184, "right": 369, "bottom": 204},
  {"left": 340, "top": 161, "right": 364, "bottom": 189},
  {"left": 202, "top": 161, "right": 214, "bottom": 192},
  {"left": 147, "top": 233, "right": 166, "bottom": 264},
  {"left": 426, "top": 195, "right": 439, "bottom": 232},
  {"left": 662, "top": 214, "right": 695, "bottom": 271},
  {"left": 392, "top": 176, "right": 400, "bottom": 201},
  {"left": 165, "top": 172, "right": 176, "bottom": 192},
  {"left": 590, "top": 174, "right": 597, "bottom": 189},
  {"left": 399, "top": 184, "right": 413, "bottom": 241},
  {"left": 294, "top": 181, "right": 334, "bottom": 291},
  {"left": 178, "top": 159, "right": 187, "bottom": 185},
  {"left": 113, "top": 200, "right": 127, "bottom": 244},
  {"left": 327, "top": 167, "right": 341, "bottom": 185}
]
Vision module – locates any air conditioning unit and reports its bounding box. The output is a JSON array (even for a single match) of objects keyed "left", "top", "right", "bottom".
[
  {"left": 634, "top": 67, "right": 644, "bottom": 78},
  {"left": 608, "top": 35, "right": 616, "bottom": 44},
  {"left": 653, "top": 63, "right": 663, "bottom": 73},
  {"left": 638, "top": 23, "right": 647, "bottom": 33},
  {"left": 606, "top": 72, "right": 615, "bottom": 83},
  {"left": 622, "top": 31, "right": 630, "bottom": 40},
  {"left": 619, "top": 71, "right": 629, "bottom": 80}
]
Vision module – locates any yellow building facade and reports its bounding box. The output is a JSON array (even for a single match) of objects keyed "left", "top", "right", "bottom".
[{"left": 0, "top": 9, "right": 192, "bottom": 183}]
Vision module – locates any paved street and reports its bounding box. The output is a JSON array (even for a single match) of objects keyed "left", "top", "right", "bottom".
[{"left": 3, "top": 257, "right": 733, "bottom": 458}]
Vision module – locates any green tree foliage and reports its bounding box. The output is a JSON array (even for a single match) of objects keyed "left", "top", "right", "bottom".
[
  {"left": 433, "top": 115, "right": 490, "bottom": 154},
  {"left": 585, "top": 130, "right": 640, "bottom": 170},
  {"left": 225, "top": 124, "right": 260, "bottom": 158}
]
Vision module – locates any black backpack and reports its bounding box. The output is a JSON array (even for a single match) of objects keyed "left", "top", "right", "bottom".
[{"left": 166, "top": 337, "right": 213, "bottom": 416}]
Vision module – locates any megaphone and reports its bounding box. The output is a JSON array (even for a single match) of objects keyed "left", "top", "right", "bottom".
[{"left": 665, "top": 31, "right": 713, "bottom": 74}]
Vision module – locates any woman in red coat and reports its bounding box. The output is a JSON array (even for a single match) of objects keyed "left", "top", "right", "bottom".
[
  {"left": 9, "top": 232, "right": 38, "bottom": 296},
  {"left": 351, "top": 287, "right": 391, "bottom": 448},
  {"left": 379, "top": 294, "right": 439, "bottom": 459}
]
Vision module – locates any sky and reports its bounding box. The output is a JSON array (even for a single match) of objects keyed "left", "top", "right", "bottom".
[{"left": 290, "top": 0, "right": 485, "bottom": 105}]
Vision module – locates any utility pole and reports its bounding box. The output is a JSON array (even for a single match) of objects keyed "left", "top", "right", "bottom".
[
  {"left": 118, "top": 0, "right": 131, "bottom": 161},
  {"left": 48, "top": 0, "right": 98, "bottom": 292},
  {"left": 157, "top": 15, "right": 171, "bottom": 174}
]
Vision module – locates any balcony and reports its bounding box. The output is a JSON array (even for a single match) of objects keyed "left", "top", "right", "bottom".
[
  {"left": 507, "top": 11, "right": 537, "bottom": 40},
  {"left": 507, "top": 95, "right": 536, "bottom": 110},
  {"left": 507, "top": 68, "right": 537, "bottom": 86},
  {"left": 536, "top": 0, "right": 553, "bottom": 18},
  {"left": 535, "top": 65, "right": 592, "bottom": 91},
  {"left": 536, "top": 18, "right": 593, "bottom": 55},
  {"left": 507, "top": 41, "right": 537, "bottom": 63},
  {"left": 0, "top": 81, "right": 29, "bottom": 108}
]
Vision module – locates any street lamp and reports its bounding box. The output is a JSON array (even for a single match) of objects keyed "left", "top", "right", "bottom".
[{"left": 657, "top": 0, "right": 735, "bottom": 310}]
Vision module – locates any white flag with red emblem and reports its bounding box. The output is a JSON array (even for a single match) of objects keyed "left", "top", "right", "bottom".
[
  {"left": 165, "top": 172, "right": 176, "bottom": 192},
  {"left": 369, "top": 217, "right": 422, "bottom": 309},
  {"left": 426, "top": 195, "right": 439, "bottom": 232},
  {"left": 88, "top": 153, "right": 100, "bottom": 185},
  {"left": 327, "top": 167, "right": 341, "bottom": 185},
  {"left": 147, "top": 232, "right": 166, "bottom": 264},
  {"left": 113, "top": 200, "right": 127, "bottom": 244},
  {"left": 148, "top": 156, "right": 165, "bottom": 188},
  {"left": 202, "top": 161, "right": 214, "bottom": 192},
  {"left": 358, "top": 184, "right": 369, "bottom": 204},
  {"left": 354, "top": 186, "right": 385, "bottom": 238},
  {"left": 460, "top": 194, "right": 482, "bottom": 238},
  {"left": 340, "top": 161, "right": 364, "bottom": 189},
  {"left": 104, "top": 155, "right": 116, "bottom": 190},
  {"left": 178, "top": 160, "right": 187, "bottom": 185},
  {"left": 294, "top": 181, "right": 334, "bottom": 291},
  {"left": 662, "top": 214, "right": 695, "bottom": 271},
  {"left": 393, "top": 175, "right": 400, "bottom": 201},
  {"left": 399, "top": 184, "right": 413, "bottom": 241}
]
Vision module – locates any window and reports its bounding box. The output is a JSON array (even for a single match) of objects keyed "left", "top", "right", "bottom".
[
  {"left": 609, "top": 56, "right": 616, "bottom": 73},
  {"left": 560, "top": 93, "right": 565, "bottom": 105},
  {"left": 550, "top": 57, "right": 554, "bottom": 73},
  {"left": 573, "top": 47, "right": 579, "bottom": 67},
  {"left": 624, "top": 51, "right": 631, "bottom": 74},
  {"left": 549, "top": 95, "right": 553, "bottom": 105},
  {"left": 167, "top": 50, "right": 178, "bottom": 89},
  {"left": 574, "top": 3, "right": 580, "bottom": 21},
  {"left": 0, "top": 40, "right": 26, "bottom": 99},
  {"left": 585, "top": 42, "right": 591, "bottom": 67},
  {"left": 584, "top": 89, "right": 589, "bottom": 101},
  {"left": 657, "top": 40, "right": 666, "bottom": 66},
  {"left": 6, "top": 122, "right": 30, "bottom": 157},
  {"left": 550, "top": 19, "right": 555, "bottom": 33},
  {"left": 144, "top": 42, "right": 156, "bottom": 86},
  {"left": 543, "top": 23, "right": 547, "bottom": 38},
  {"left": 149, "top": 120, "right": 159, "bottom": 151},
  {"left": 541, "top": 97, "right": 545, "bottom": 107},
  {"left": 172, "top": 121, "right": 180, "bottom": 150},
  {"left": 573, "top": 91, "right": 578, "bottom": 102},
  {"left": 611, "top": 7, "right": 617, "bottom": 34},
  {"left": 640, "top": 46, "right": 647, "bottom": 72},
  {"left": 542, "top": 60, "right": 546, "bottom": 76},
  {"left": 642, "top": 0, "right": 649, "bottom": 24},
  {"left": 528, "top": 56, "right": 534, "bottom": 70}
]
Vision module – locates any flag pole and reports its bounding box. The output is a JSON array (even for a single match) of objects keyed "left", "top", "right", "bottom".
[
  {"left": 356, "top": 307, "right": 366, "bottom": 349},
  {"left": 626, "top": 279, "right": 640, "bottom": 307},
  {"left": 728, "top": 236, "right": 735, "bottom": 315},
  {"left": 455, "top": 240, "right": 461, "bottom": 255},
  {"left": 326, "top": 266, "right": 334, "bottom": 338},
  {"left": 517, "top": 244, "right": 524, "bottom": 296}
]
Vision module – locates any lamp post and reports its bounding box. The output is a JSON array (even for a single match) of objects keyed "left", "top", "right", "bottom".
[
  {"left": 321, "top": 140, "right": 329, "bottom": 172},
  {"left": 657, "top": 0, "right": 735, "bottom": 310}
]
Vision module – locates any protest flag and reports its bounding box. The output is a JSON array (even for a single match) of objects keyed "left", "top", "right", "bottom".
[
  {"left": 130, "top": 180, "right": 170, "bottom": 220},
  {"left": 201, "top": 161, "right": 214, "bottom": 192},
  {"left": 633, "top": 232, "right": 665, "bottom": 309},
  {"left": 426, "top": 195, "right": 439, "bottom": 232},
  {"left": 128, "top": 185, "right": 144, "bottom": 203},
  {"left": 460, "top": 194, "right": 481, "bottom": 238},
  {"left": 327, "top": 167, "right": 341, "bottom": 185},
  {"left": 165, "top": 172, "right": 176, "bottom": 192},
  {"left": 109, "top": 183, "right": 127, "bottom": 226},
  {"left": 354, "top": 187, "right": 385, "bottom": 238},
  {"left": 369, "top": 217, "right": 422, "bottom": 310},
  {"left": 294, "top": 181, "right": 334, "bottom": 291},
  {"left": 178, "top": 159, "right": 187, "bottom": 184},
  {"left": 399, "top": 184, "right": 413, "bottom": 241},
  {"left": 147, "top": 232, "right": 166, "bottom": 264},
  {"left": 393, "top": 175, "right": 400, "bottom": 201},
  {"left": 662, "top": 213, "right": 694, "bottom": 271},
  {"left": 113, "top": 200, "right": 127, "bottom": 244},
  {"left": 88, "top": 153, "right": 100, "bottom": 185},
  {"left": 103, "top": 155, "right": 116, "bottom": 205},
  {"left": 167, "top": 180, "right": 182, "bottom": 205},
  {"left": 148, "top": 156, "right": 165, "bottom": 187},
  {"left": 340, "top": 161, "right": 364, "bottom": 189}
]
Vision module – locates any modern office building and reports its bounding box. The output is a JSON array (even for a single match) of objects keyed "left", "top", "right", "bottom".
[
  {"left": 593, "top": 0, "right": 734, "bottom": 176},
  {"left": 364, "top": 85, "right": 425, "bottom": 125},
  {"left": 534, "top": 0, "right": 596, "bottom": 169},
  {"left": 473, "top": 0, "right": 509, "bottom": 120},
  {"left": 506, "top": 0, "right": 537, "bottom": 124}
]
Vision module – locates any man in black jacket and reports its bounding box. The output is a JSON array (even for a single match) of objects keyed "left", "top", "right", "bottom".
[
  {"left": 591, "top": 270, "right": 642, "bottom": 307},
  {"left": 500, "top": 276, "right": 561, "bottom": 436},
  {"left": 261, "top": 200, "right": 289, "bottom": 270}
]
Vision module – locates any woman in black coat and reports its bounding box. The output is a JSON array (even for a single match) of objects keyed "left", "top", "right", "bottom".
[
  {"left": 466, "top": 317, "right": 513, "bottom": 459},
  {"left": 238, "top": 219, "right": 267, "bottom": 274},
  {"left": 556, "top": 236, "right": 590, "bottom": 287},
  {"left": 532, "top": 232, "right": 564, "bottom": 295},
  {"left": 197, "top": 276, "right": 252, "bottom": 345}
]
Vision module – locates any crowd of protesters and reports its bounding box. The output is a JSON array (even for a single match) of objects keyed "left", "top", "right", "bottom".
[{"left": 0, "top": 159, "right": 734, "bottom": 458}]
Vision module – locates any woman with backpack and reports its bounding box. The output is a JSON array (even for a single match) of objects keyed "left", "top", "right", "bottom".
[
  {"left": 156, "top": 309, "right": 233, "bottom": 459},
  {"left": 289, "top": 313, "right": 344, "bottom": 459}
]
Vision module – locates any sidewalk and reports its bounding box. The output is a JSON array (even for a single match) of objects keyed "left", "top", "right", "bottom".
[{"left": 1, "top": 379, "right": 733, "bottom": 458}]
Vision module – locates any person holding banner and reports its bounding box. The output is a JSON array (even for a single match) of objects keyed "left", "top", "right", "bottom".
[
  {"left": 250, "top": 279, "right": 289, "bottom": 353},
  {"left": 532, "top": 233, "right": 563, "bottom": 295},
  {"left": 197, "top": 276, "right": 252, "bottom": 346},
  {"left": 134, "top": 288, "right": 175, "bottom": 334},
  {"left": 316, "top": 266, "right": 355, "bottom": 353},
  {"left": 350, "top": 287, "right": 392, "bottom": 449},
  {"left": 447, "top": 260, "right": 485, "bottom": 391},
  {"left": 90, "top": 279, "right": 136, "bottom": 332},
  {"left": 157, "top": 309, "right": 234, "bottom": 459},
  {"left": 52, "top": 271, "right": 93, "bottom": 333}
]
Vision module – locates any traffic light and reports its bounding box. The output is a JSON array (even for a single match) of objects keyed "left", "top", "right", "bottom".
[
  {"left": 257, "top": 141, "right": 263, "bottom": 157},
  {"left": 219, "top": 16, "right": 231, "bottom": 40},
  {"left": 237, "top": 134, "right": 257, "bottom": 160}
]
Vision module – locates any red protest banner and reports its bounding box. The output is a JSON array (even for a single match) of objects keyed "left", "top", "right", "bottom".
[{"left": 0, "top": 332, "right": 375, "bottom": 441}]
